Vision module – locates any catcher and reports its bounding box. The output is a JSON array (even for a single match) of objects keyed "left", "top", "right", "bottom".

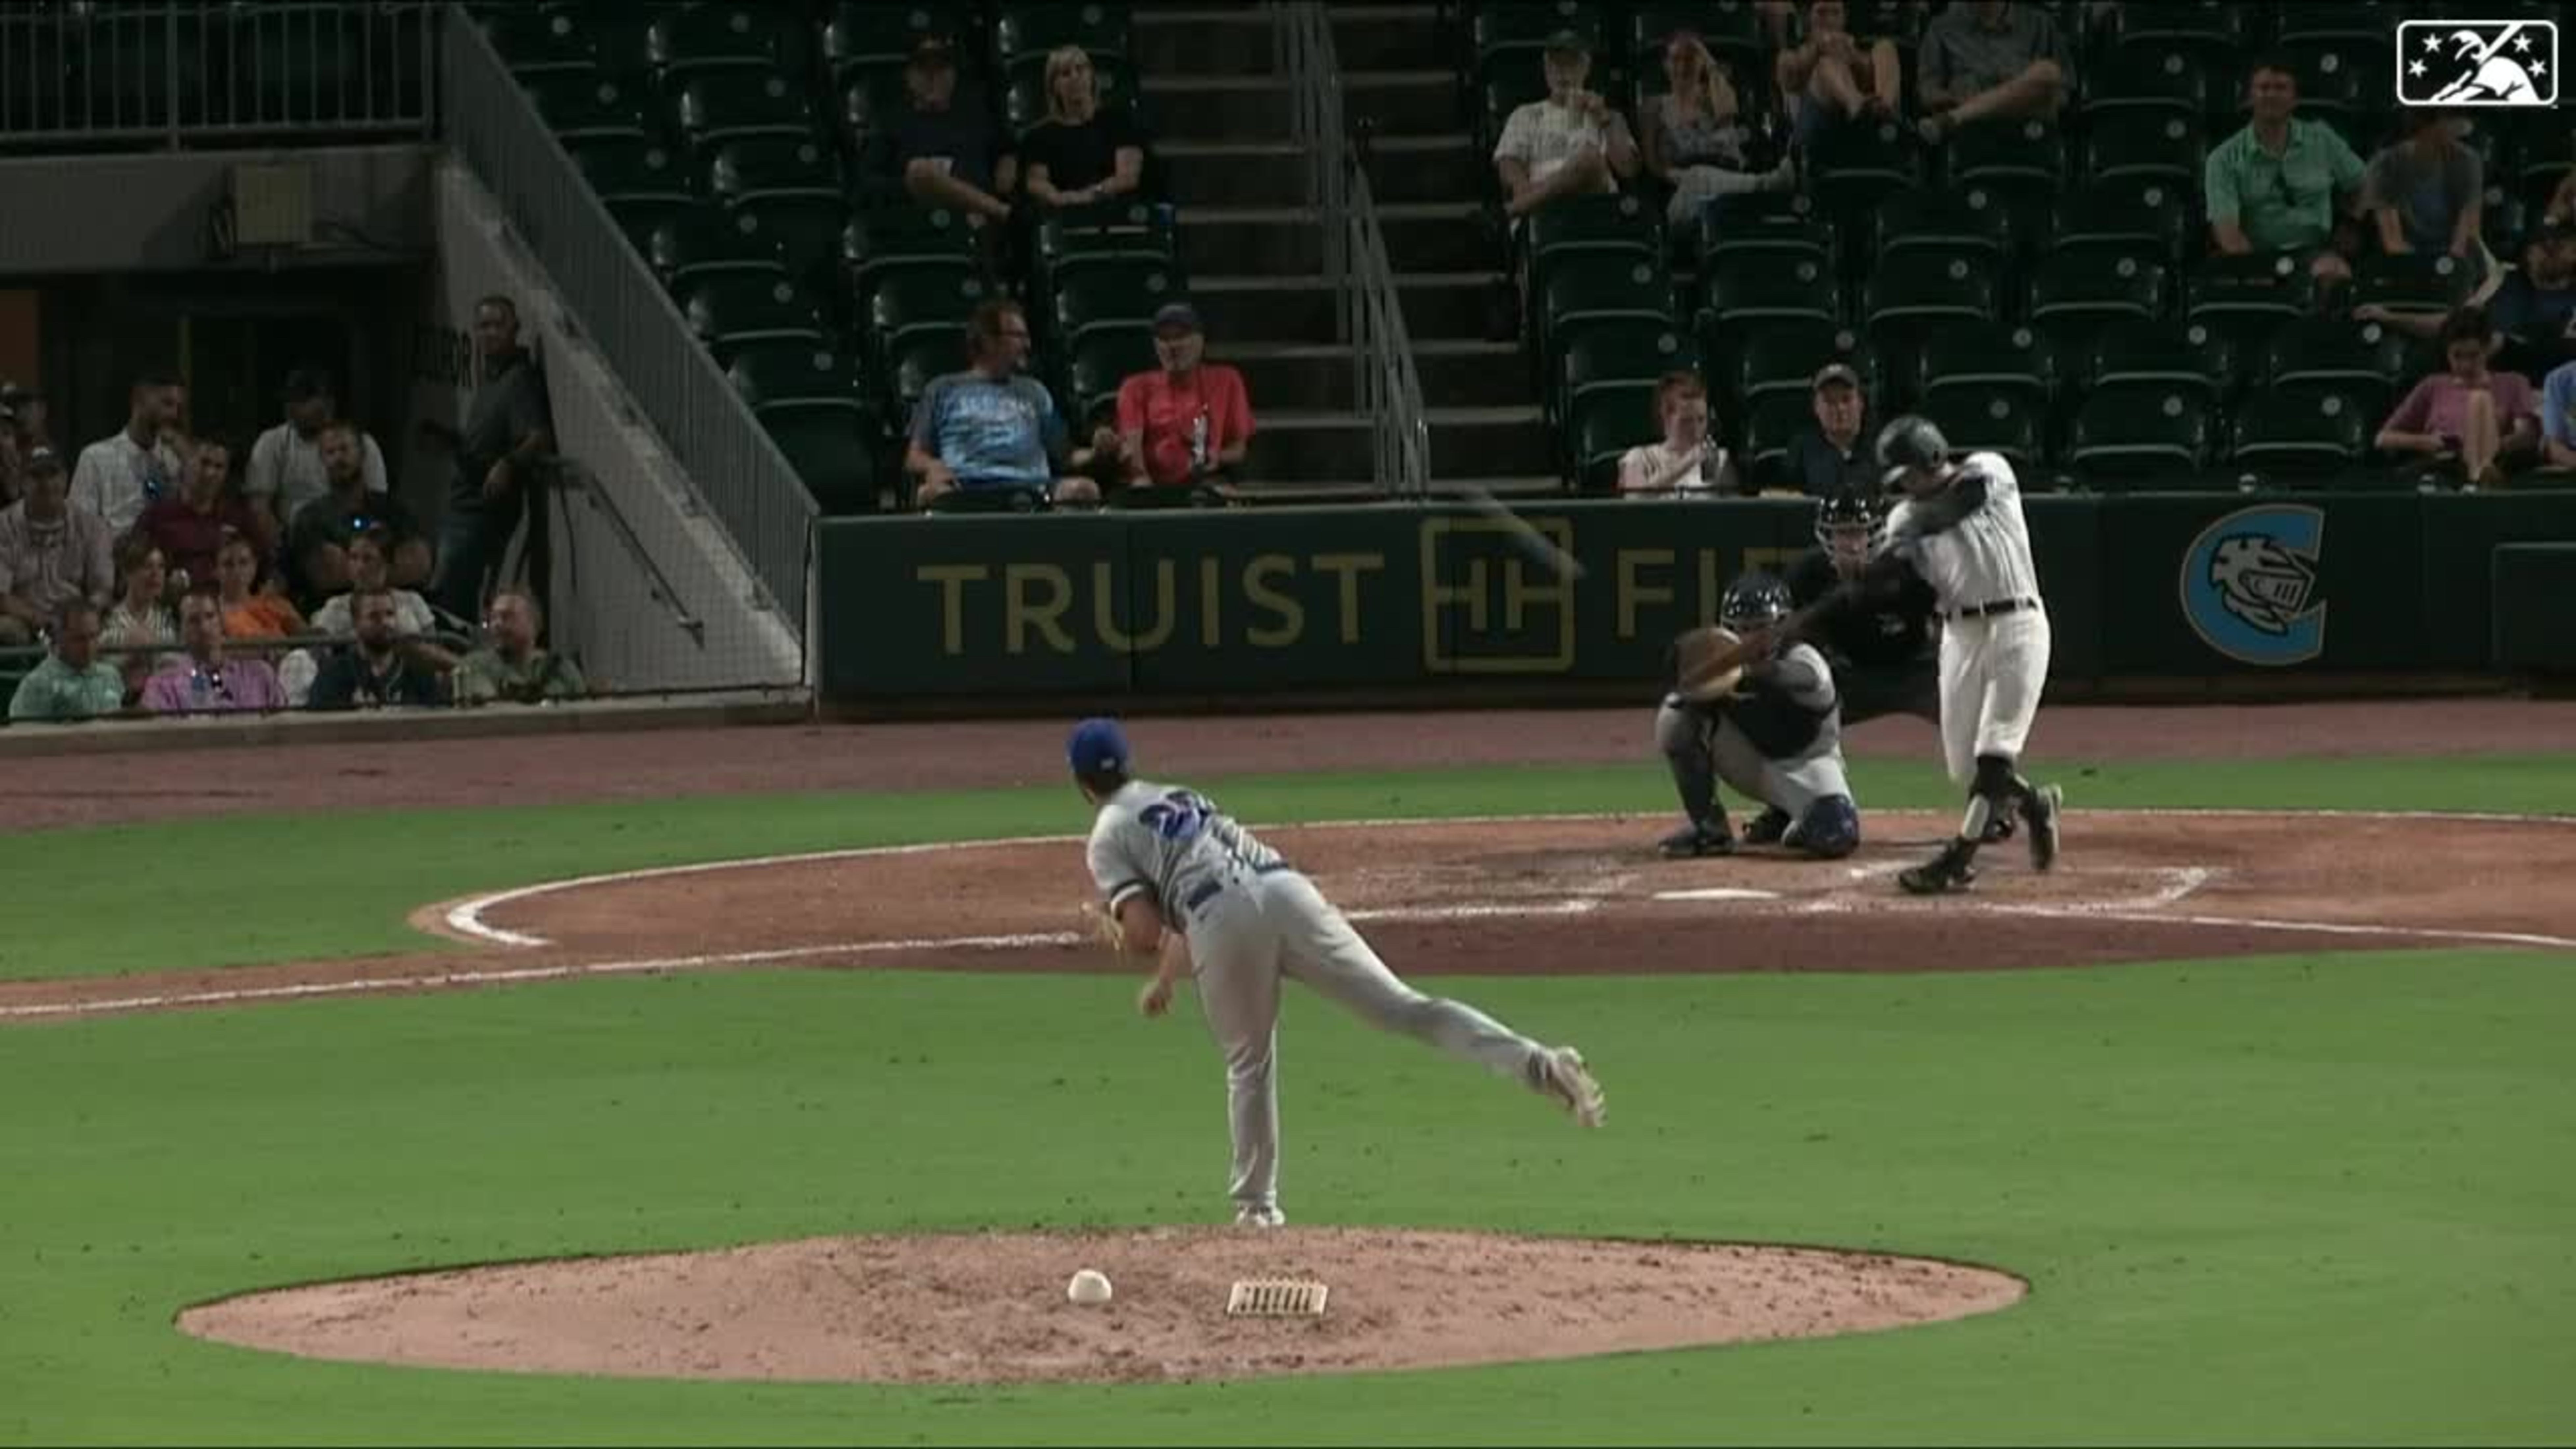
[{"left": 1653, "top": 572, "right": 1863, "bottom": 859}]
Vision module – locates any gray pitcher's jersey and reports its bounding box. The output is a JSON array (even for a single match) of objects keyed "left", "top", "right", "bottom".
[
  {"left": 1086, "top": 778, "right": 1286, "bottom": 919},
  {"left": 1883, "top": 451, "right": 2039, "bottom": 611}
]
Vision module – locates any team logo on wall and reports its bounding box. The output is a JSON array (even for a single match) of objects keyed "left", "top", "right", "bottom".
[
  {"left": 2181, "top": 505, "right": 2328, "bottom": 666},
  {"left": 2398, "top": 20, "right": 2558, "bottom": 107}
]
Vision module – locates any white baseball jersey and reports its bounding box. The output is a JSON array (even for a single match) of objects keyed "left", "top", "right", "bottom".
[
  {"left": 1085, "top": 778, "right": 1286, "bottom": 925},
  {"left": 1882, "top": 451, "right": 2040, "bottom": 613}
]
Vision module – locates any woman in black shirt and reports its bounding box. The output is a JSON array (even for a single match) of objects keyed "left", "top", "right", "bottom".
[{"left": 1019, "top": 45, "right": 1148, "bottom": 209}]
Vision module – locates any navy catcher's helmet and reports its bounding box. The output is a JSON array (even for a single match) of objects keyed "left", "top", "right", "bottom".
[
  {"left": 1874, "top": 414, "right": 1950, "bottom": 487},
  {"left": 1813, "top": 490, "right": 1881, "bottom": 549},
  {"left": 1720, "top": 571, "right": 1794, "bottom": 633}
]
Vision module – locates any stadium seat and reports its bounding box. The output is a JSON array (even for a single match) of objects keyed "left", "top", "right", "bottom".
[
  {"left": 1740, "top": 390, "right": 1820, "bottom": 485},
  {"left": 679, "top": 275, "right": 829, "bottom": 362},
  {"left": 2262, "top": 316, "right": 2413, "bottom": 417},
  {"left": 1629, "top": 0, "right": 1766, "bottom": 75},
  {"left": 648, "top": 5, "right": 800, "bottom": 83},
  {"left": 568, "top": 136, "right": 696, "bottom": 209},
  {"left": 1567, "top": 387, "right": 1664, "bottom": 494},
  {"left": 2352, "top": 252, "right": 2477, "bottom": 320},
  {"left": 1914, "top": 321, "right": 2059, "bottom": 412},
  {"left": 1558, "top": 322, "right": 1699, "bottom": 421},
  {"left": 1539, "top": 255, "right": 1677, "bottom": 360},
  {"left": 2081, "top": 111, "right": 2204, "bottom": 188},
  {"left": 1065, "top": 330, "right": 1158, "bottom": 420},
  {"left": 480, "top": 6, "right": 594, "bottom": 79},
  {"left": 2276, "top": 38, "right": 2387, "bottom": 130},
  {"left": 730, "top": 196, "right": 850, "bottom": 296},
  {"left": 673, "top": 73, "right": 816, "bottom": 150},
  {"left": 1808, "top": 115, "right": 1921, "bottom": 216},
  {"left": 1472, "top": 2, "right": 1610, "bottom": 82},
  {"left": 2051, "top": 176, "right": 2192, "bottom": 263},
  {"left": 1694, "top": 193, "right": 1835, "bottom": 273},
  {"left": 2062, "top": 386, "right": 2215, "bottom": 488},
  {"left": 635, "top": 203, "right": 788, "bottom": 291},
  {"left": 2081, "top": 45, "right": 2213, "bottom": 125},
  {"left": 1729, "top": 319, "right": 1876, "bottom": 406},
  {"left": 1870, "top": 187, "right": 2016, "bottom": 266},
  {"left": 1525, "top": 192, "right": 1663, "bottom": 300},
  {"left": 1701, "top": 253, "right": 1841, "bottom": 331},
  {"left": 2084, "top": 318, "right": 2241, "bottom": 405},
  {"left": 521, "top": 70, "right": 654, "bottom": 145},
  {"left": 762, "top": 410, "right": 879, "bottom": 516},
  {"left": 2187, "top": 253, "right": 2319, "bottom": 333},
  {"left": 1034, "top": 201, "right": 1179, "bottom": 292},
  {"left": 868, "top": 266, "right": 995, "bottom": 357},
  {"left": 2026, "top": 246, "right": 2170, "bottom": 348},
  {"left": 729, "top": 341, "right": 871, "bottom": 413},
  {"left": 1916, "top": 386, "right": 2045, "bottom": 477},
  {"left": 2105, "top": 1, "right": 2255, "bottom": 68},
  {"left": 841, "top": 207, "right": 978, "bottom": 298},
  {"left": 707, "top": 137, "right": 843, "bottom": 205},
  {"left": 1945, "top": 118, "right": 2065, "bottom": 202},
  {"left": 2229, "top": 386, "right": 2371, "bottom": 479},
  {"left": 1048, "top": 262, "right": 1183, "bottom": 350},
  {"left": 2273, "top": 2, "right": 2396, "bottom": 48},
  {"left": 996, "top": 2, "right": 1131, "bottom": 64},
  {"left": 539, "top": 2, "right": 656, "bottom": 80},
  {"left": 890, "top": 328, "right": 973, "bottom": 419},
  {"left": 1862, "top": 252, "right": 1998, "bottom": 351},
  {"left": 823, "top": 2, "right": 965, "bottom": 78}
]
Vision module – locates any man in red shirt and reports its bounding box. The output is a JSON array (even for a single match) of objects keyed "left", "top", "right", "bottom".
[
  {"left": 136, "top": 438, "right": 269, "bottom": 588},
  {"left": 1115, "top": 303, "right": 1255, "bottom": 491}
]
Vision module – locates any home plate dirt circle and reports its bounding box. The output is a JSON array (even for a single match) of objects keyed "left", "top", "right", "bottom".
[{"left": 177, "top": 1229, "right": 2027, "bottom": 1385}]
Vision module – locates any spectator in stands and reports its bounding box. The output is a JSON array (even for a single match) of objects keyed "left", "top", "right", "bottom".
[
  {"left": 1, "top": 380, "right": 46, "bottom": 452},
  {"left": 70, "top": 367, "right": 186, "bottom": 533},
  {"left": 2538, "top": 357, "right": 2576, "bottom": 470},
  {"left": 908, "top": 300, "right": 1108, "bottom": 507},
  {"left": 6, "top": 598, "right": 123, "bottom": 722},
  {"left": 1116, "top": 303, "right": 1253, "bottom": 493},
  {"left": 1777, "top": 0, "right": 1903, "bottom": 152},
  {"left": 0, "top": 398, "right": 19, "bottom": 508},
  {"left": 101, "top": 533, "right": 178, "bottom": 690},
  {"left": 136, "top": 438, "right": 264, "bottom": 589},
  {"left": 2364, "top": 111, "right": 2486, "bottom": 278},
  {"left": 453, "top": 588, "right": 586, "bottom": 706},
  {"left": 2375, "top": 307, "right": 2538, "bottom": 490},
  {"left": 426, "top": 295, "right": 546, "bottom": 624},
  {"left": 1784, "top": 364, "right": 1879, "bottom": 496},
  {"left": 1915, "top": 2, "right": 2070, "bottom": 145},
  {"left": 246, "top": 367, "right": 388, "bottom": 540},
  {"left": 1020, "top": 46, "right": 1148, "bottom": 213},
  {"left": 1643, "top": 31, "right": 1796, "bottom": 230},
  {"left": 306, "top": 586, "right": 447, "bottom": 710},
  {"left": 1618, "top": 372, "right": 1738, "bottom": 496},
  {"left": 0, "top": 448, "right": 114, "bottom": 649},
  {"left": 863, "top": 36, "right": 1016, "bottom": 228},
  {"left": 309, "top": 528, "right": 449, "bottom": 694},
  {"left": 1493, "top": 32, "right": 1640, "bottom": 223},
  {"left": 2204, "top": 58, "right": 2367, "bottom": 287},
  {"left": 2487, "top": 223, "right": 2576, "bottom": 369},
  {"left": 141, "top": 588, "right": 286, "bottom": 715},
  {"left": 214, "top": 529, "right": 305, "bottom": 641},
  {"left": 292, "top": 420, "right": 424, "bottom": 612}
]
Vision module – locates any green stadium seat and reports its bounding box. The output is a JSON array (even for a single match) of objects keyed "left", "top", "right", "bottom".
[
  {"left": 1809, "top": 115, "right": 1921, "bottom": 216},
  {"left": 2274, "top": 2, "right": 2396, "bottom": 47},
  {"left": 1065, "top": 330, "right": 1158, "bottom": 420},
  {"left": 679, "top": 275, "right": 829, "bottom": 362},
  {"left": 890, "top": 328, "right": 973, "bottom": 418},
  {"left": 1741, "top": 390, "right": 1818, "bottom": 484},
  {"left": 1702, "top": 253, "right": 1841, "bottom": 330},
  {"left": 540, "top": 2, "right": 656, "bottom": 80},
  {"left": 2353, "top": 253, "right": 2477, "bottom": 320},
  {"left": 1871, "top": 186, "right": 2015, "bottom": 266},
  {"left": 636, "top": 203, "right": 789, "bottom": 290},
  {"left": 707, "top": 137, "right": 842, "bottom": 205},
  {"left": 2187, "top": 253, "right": 2319, "bottom": 333},
  {"left": 867, "top": 265, "right": 993, "bottom": 358},
  {"left": 2027, "top": 246, "right": 2169, "bottom": 356},
  {"left": 2276, "top": 38, "right": 2387, "bottom": 130},
  {"left": 1728, "top": 319, "right": 1876, "bottom": 406},
  {"left": 2081, "top": 45, "right": 2212, "bottom": 124},
  {"left": 1558, "top": 321, "right": 1699, "bottom": 421},
  {"left": 2051, "top": 176, "right": 2191, "bottom": 262},
  {"left": 647, "top": 7, "right": 772, "bottom": 82},
  {"left": 1695, "top": 194, "right": 1835, "bottom": 272},
  {"left": 824, "top": 2, "right": 965, "bottom": 77},
  {"left": 522, "top": 70, "right": 654, "bottom": 145},
  {"left": 1526, "top": 192, "right": 1663, "bottom": 299},
  {"left": 1916, "top": 386, "right": 2045, "bottom": 477},
  {"left": 1047, "top": 262, "right": 1182, "bottom": 349},
  {"left": 996, "top": 2, "right": 1132, "bottom": 64},
  {"left": 674, "top": 73, "right": 815, "bottom": 149},
  {"left": 1473, "top": 1, "right": 1609, "bottom": 76},
  {"left": 2229, "top": 386, "right": 2371, "bottom": 479},
  {"left": 1945, "top": 118, "right": 2066, "bottom": 201},
  {"left": 2063, "top": 385, "right": 2215, "bottom": 489},
  {"left": 2105, "top": 1, "right": 2255, "bottom": 67},
  {"left": 2262, "top": 316, "right": 2413, "bottom": 417},
  {"left": 568, "top": 136, "right": 696, "bottom": 208},
  {"left": 1034, "top": 201, "right": 1178, "bottom": 295},
  {"left": 1915, "top": 321, "right": 2059, "bottom": 411},
  {"left": 2082, "top": 111, "right": 2203, "bottom": 187},
  {"left": 841, "top": 207, "right": 978, "bottom": 299},
  {"left": 763, "top": 410, "right": 879, "bottom": 516},
  {"left": 1567, "top": 387, "right": 1664, "bottom": 494},
  {"left": 1630, "top": 0, "right": 1767, "bottom": 73},
  {"left": 2084, "top": 318, "right": 2241, "bottom": 405},
  {"left": 729, "top": 340, "right": 870, "bottom": 413},
  {"left": 480, "top": 6, "right": 593, "bottom": 79},
  {"left": 1540, "top": 255, "right": 1677, "bottom": 361},
  {"left": 730, "top": 195, "right": 851, "bottom": 295},
  {"left": 1863, "top": 252, "right": 1999, "bottom": 351}
]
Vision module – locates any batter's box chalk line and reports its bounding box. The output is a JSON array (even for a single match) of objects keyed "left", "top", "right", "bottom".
[{"left": 1225, "top": 1279, "right": 1329, "bottom": 1318}]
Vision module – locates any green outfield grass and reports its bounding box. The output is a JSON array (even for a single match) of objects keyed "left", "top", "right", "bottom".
[{"left": 3, "top": 754, "right": 2573, "bottom": 1445}]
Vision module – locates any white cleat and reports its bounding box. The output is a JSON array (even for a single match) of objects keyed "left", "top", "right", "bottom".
[
  {"left": 1540, "top": 1046, "right": 1607, "bottom": 1128},
  {"left": 1234, "top": 1206, "right": 1286, "bottom": 1228}
]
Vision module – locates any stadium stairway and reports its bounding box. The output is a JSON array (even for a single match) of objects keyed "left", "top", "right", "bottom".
[{"left": 1135, "top": 3, "right": 1553, "bottom": 498}]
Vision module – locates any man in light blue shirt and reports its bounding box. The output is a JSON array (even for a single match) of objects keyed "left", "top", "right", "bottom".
[
  {"left": 906, "top": 299, "right": 1114, "bottom": 508},
  {"left": 2537, "top": 359, "right": 2576, "bottom": 470}
]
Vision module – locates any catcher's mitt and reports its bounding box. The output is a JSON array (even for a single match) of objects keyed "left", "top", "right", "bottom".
[{"left": 1672, "top": 625, "right": 1748, "bottom": 703}]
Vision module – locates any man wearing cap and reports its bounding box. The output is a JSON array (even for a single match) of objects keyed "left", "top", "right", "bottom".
[
  {"left": 246, "top": 367, "right": 389, "bottom": 537},
  {"left": 908, "top": 299, "right": 1113, "bottom": 506},
  {"left": 0, "top": 448, "right": 116, "bottom": 649},
  {"left": 862, "top": 35, "right": 1017, "bottom": 227},
  {"left": 70, "top": 366, "right": 187, "bottom": 533},
  {"left": 1781, "top": 363, "right": 1878, "bottom": 497},
  {"left": 1115, "top": 303, "right": 1254, "bottom": 493},
  {"left": 1491, "top": 31, "right": 1639, "bottom": 222},
  {"left": 2374, "top": 224, "right": 2576, "bottom": 379}
]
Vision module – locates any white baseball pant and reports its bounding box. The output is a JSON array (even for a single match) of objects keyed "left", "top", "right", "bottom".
[{"left": 1937, "top": 610, "right": 2052, "bottom": 782}]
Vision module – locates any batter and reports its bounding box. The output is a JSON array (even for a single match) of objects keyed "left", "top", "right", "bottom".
[{"left": 1069, "top": 718, "right": 1606, "bottom": 1227}]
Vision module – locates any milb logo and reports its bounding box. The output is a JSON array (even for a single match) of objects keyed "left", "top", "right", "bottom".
[{"left": 2397, "top": 20, "right": 2558, "bottom": 107}]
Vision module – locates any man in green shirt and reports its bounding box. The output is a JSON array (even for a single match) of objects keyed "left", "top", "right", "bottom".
[
  {"left": 453, "top": 588, "right": 586, "bottom": 706},
  {"left": 2204, "top": 57, "right": 2368, "bottom": 285},
  {"left": 8, "top": 599, "right": 125, "bottom": 721}
]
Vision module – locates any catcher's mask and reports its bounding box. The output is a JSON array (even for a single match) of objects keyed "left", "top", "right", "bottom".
[
  {"left": 1720, "top": 572, "right": 1793, "bottom": 635},
  {"left": 1815, "top": 490, "right": 1879, "bottom": 564}
]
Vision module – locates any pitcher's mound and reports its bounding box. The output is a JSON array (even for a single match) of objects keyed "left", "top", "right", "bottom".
[{"left": 180, "top": 1228, "right": 2025, "bottom": 1384}]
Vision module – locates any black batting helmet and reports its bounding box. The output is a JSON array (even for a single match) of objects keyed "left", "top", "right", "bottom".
[
  {"left": 1814, "top": 490, "right": 1881, "bottom": 548},
  {"left": 1874, "top": 415, "right": 1950, "bottom": 487},
  {"left": 1720, "top": 571, "right": 1793, "bottom": 633}
]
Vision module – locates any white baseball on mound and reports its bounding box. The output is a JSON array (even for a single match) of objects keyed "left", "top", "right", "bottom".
[{"left": 1066, "top": 1269, "right": 1113, "bottom": 1306}]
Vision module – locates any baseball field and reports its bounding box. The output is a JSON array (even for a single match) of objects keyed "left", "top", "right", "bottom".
[{"left": 4, "top": 700, "right": 2573, "bottom": 1445}]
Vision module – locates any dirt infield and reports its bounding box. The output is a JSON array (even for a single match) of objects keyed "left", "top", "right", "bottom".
[
  {"left": 7, "top": 699, "right": 2573, "bottom": 831},
  {"left": 178, "top": 1228, "right": 2026, "bottom": 1385}
]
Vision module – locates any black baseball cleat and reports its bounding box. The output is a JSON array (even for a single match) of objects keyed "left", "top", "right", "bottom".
[
  {"left": 1979, "top": 811, "right": 2017, "bottom": 844},
  {"left": 1742, "top": 807, "right": 1793, "bottom": 846},
  {"left": 1660, "top": 820, "right": 1736, "bottom": 858},
  {"left": 2025, "top": 783, "right": 2063, "bottom": 872},
  {"left": 1898, "top": 842, "right": 1978, "bottom": 895}
]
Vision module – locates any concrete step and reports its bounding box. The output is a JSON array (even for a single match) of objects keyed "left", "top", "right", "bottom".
[
  {"left": 1132, "top": 8, "right": 1275, "bottom": 78},
  {"left": 1160, "top": 142, "right": 1315, "bottom": 211},
  {"left": 1426, "top": 405, "right": 1555, "bottom": 479},
  {"left": 1426, "top": 474, "right": 1567, "bottom": 500},
  {"left": 1358, "top": 133, "right": 1489, "bottom": 205},
  {"left": 1253, "top": 406, "right": 1553, "bottom": 482},
  {"left": 1330, "top": 4, "right": 1451, "bottom": 71},
  {"left": 1143, "top": 76, "right": 1298, "bottom": 143},
  {"left": 1179, "top": 201, "right": 1491, "bottom": 279},
  {"left": 1194, "top": 270, "right": 1508, "bottom": 344},
  {"left": 1229, "top": 338, "right": 1535, "bottom": 412},
  {"left": 1341, "top": 69, "right": 1463, "bottom": 136},
  {"left": 1379, "top": 200, "right": 1495, "bottom": 272}
]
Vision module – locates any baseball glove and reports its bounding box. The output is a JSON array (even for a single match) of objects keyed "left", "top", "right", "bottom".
[{"left": 1672, "top": 626, "right": 1748, "bottom": 703}]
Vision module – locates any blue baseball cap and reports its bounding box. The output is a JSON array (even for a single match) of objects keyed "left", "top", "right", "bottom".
[{"left": 1067, "top": 717, "right": 1131, "bottom": 776}]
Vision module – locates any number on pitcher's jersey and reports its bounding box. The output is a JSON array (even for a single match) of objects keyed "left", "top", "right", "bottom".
[
  {"left": 1086, "top": 777, "right": 1284, "bottom": 918},
  {"left": 1884, "top": 451, "right": 2039, "bottom": 610}
]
